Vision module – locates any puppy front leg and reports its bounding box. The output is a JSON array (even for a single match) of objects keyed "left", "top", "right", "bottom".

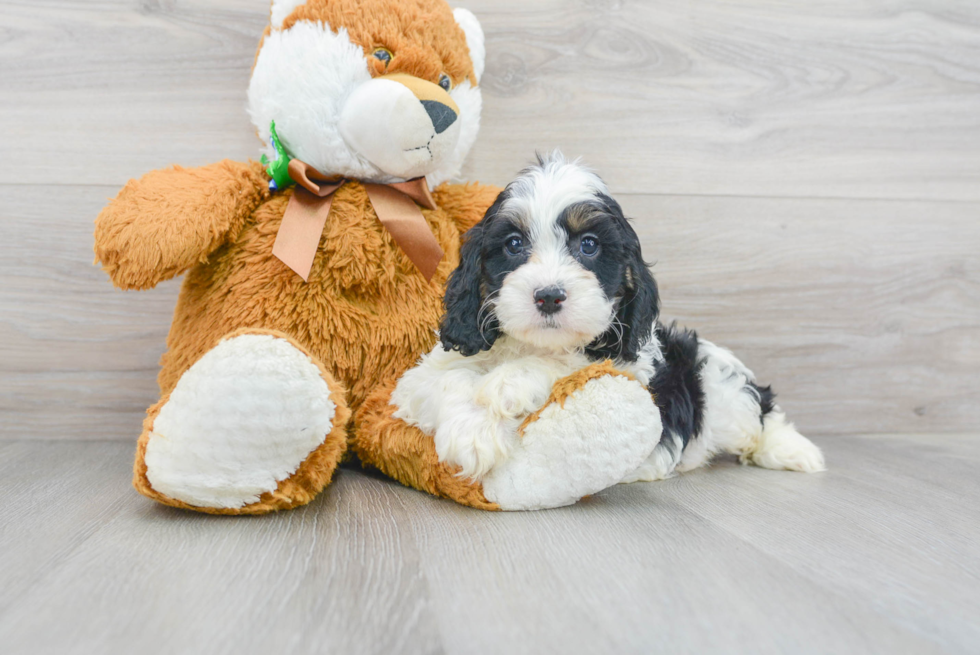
[
  {"left": 391, "top": 354, "right": 518, "bottom": 481},
  {"left": 434, "top": 360, "right": 560, "bottom": 480},
  {"left": 434, "top": 402, "right": 520, "bottom": 481},
  {"left": 437, "top": 360, "right": 557, "bottom": 480}
]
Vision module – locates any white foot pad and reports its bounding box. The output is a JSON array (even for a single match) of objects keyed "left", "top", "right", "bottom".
[
  {"left": 482, "top": 375, "right": 662, "bottom": 511},
  {"left": 144, "top": 334, "right": 336, "bottom": 509}
]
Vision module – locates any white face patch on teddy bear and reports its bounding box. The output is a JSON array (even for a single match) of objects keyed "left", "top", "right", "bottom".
[
  {"left": 248, "top": 4, "right": 484, "bottom": 189},
  {"left": 339, "top": 74, "right": 463, "bottom": 181}
]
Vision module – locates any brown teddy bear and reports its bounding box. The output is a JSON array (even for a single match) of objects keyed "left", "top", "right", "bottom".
[{"left": 94, "top": 0, "right": 662, "bottom": 514}]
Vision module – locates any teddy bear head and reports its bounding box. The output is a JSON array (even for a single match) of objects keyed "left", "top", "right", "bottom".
[{"left": 248, "top": 0, "right": 485, "bottom": 188}]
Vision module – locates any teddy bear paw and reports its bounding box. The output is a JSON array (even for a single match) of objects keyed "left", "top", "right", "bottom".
[
  {"left": 140, "top": 332, "right": 345, "bottom": 511},
  {"left": 480, "top": 373, "right": 662, "bottom": 511}
]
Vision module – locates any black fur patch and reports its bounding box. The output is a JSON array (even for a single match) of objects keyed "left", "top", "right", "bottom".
[
  {"left": 648, "top": 322, "right": 706, "bottom": 448},
  {"left": 580, "top": 193, "right": 659, "bottom": 363},
  {"left": 440, "top": 189, "right": 509, "bottom": 356},
  {"left": 746, "top": 381, "right": 776, "bottom": 426},
  {"left": 440, "top": 187, "right": 533, "bottom": 356}
]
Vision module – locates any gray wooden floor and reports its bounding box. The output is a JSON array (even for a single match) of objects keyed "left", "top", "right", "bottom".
[{"left": 1, "top": 434, "right": 978, "bottom": 654}]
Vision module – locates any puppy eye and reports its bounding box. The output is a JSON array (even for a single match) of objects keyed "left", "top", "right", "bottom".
[
  {"left": 580, "top": 235, "right": 599, "bottom": 257},
  {"left": 373, "top": 48, "right": 393, "bottom": 66},
  {"left": 504, "top": 235, "right": 524, "bottom": 256},
  {"left": 438, "top": 74, "right": 452, "bottom": 92}
]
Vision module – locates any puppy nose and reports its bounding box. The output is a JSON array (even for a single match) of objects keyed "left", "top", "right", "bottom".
[
  {"left": 421, "top": 100, "right": 457, "bottom": 134},
  {"left": 534, "top": 286, "right": 567, "bottom": 315}
]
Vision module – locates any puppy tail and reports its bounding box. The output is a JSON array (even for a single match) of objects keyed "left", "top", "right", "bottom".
[{"left": 741, "top": 408, "right": 826, "bottom": 473}]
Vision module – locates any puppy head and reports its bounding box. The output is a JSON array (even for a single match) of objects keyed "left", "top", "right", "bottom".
[{"left": 440, "top": 152, "right": 660, "bottom": 360}]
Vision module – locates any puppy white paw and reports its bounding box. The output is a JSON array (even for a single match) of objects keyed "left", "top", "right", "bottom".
[
  {"left": 746, "top": 412, "right": 826, "bottom": 473},
  {"left": 482, "top": 374, "right": 662, "bottom": 510},
  {"left": 434, "top": 408, "right": 519, "bottom": 481},
  {"left": 474, "top": 364, "right": 550, "bottom": 421}
]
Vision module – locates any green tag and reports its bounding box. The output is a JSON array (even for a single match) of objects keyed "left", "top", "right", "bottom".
[{"left": 264, "top": 121, "right": 294, "bottom": 191}]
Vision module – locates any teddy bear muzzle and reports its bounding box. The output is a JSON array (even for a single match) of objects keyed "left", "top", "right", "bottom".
[{"left": 340, "top": 72, "right": 461, "bottom": 179}]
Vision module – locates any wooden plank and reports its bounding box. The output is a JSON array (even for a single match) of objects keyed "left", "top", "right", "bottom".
[
  {"left": 2, "top": 437, "right": 974, "bottom": 653},
  {"left": 0, "top": 0, "right": 266, "bottom": 182},
  {"left": 611, "top": 433, "right": 980, "bottom": 652},
  {"left": 464, "top": 0, "right": 980, "bottom": 201},
  {"left": 0, "top": 446, "right": 442, "bottom": 655},
  {"left": 0, "top": 184, "right": 175, "bottom": 440},
  {"left": 2, "top": 186, "right": 977, "bottom": 440},
  {"left": 0, "top": 1, "right": 978, "bottom": 200},
  {"left": 0, "top": 441, "right": 135, "bottom": 616},
  {"left": 394, "top": 472, "right": 942, "bottom": 654}
]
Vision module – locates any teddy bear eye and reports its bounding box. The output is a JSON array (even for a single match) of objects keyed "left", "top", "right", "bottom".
[
  {"left": 438, "top": 74, "right": 452, "bottom": 92},
  {"left": 373, "top": 48, "right": 392, "bottom": 66}
]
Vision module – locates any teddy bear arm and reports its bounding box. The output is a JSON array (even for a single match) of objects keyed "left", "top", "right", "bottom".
[
  {"left": 94, "top": 159, "right": 269, "bottom": 290},
  {"left": 479, "top": 361, "right": 664, "bottom": 510},
  {"left": 433, "top": 182, "right": 504, "bottom": 235},
  {"left": 354, "top": 357, "right": 662, "bottom": 511}
]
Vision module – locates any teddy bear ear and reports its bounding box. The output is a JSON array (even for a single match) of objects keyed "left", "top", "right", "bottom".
[
  {"left": 453, "top": 8, "right": 485, "bottom": 83},
  {"left": 270, "top": 0, "right": 306, "bottom": 29}
]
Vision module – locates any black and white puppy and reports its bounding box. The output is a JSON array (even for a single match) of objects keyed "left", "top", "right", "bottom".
[{"left": 392, "top": 153, "right": 824, "bottom": 485}]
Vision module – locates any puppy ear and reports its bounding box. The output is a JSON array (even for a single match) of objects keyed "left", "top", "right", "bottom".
[
  {"left": 616, "top": 247, "right": 660, "bottom": 361},
  {"left": 440, "top": 197, "right": 502, "bottom": 356},
  {"left": 588, "top": 197, "right": 660, "bottom": 362}
]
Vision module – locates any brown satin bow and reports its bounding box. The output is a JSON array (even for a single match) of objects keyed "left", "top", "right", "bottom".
[{"left": 272, "top": 159, "right": 445, "bottom": 282}]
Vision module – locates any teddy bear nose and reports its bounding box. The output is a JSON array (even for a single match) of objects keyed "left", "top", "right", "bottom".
[{"left": 420, "top": 100, "right": 457, "bottom": 134}]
